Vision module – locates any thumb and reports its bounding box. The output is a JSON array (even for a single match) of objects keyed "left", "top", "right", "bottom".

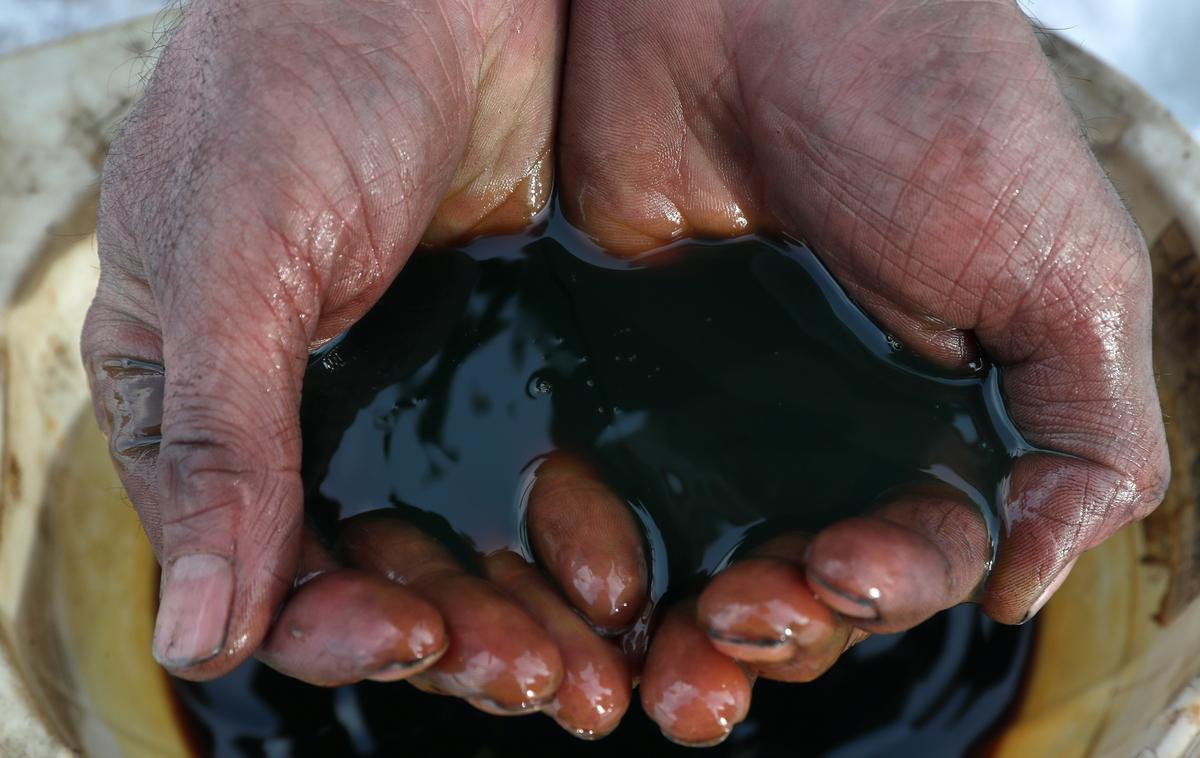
[
  {"left": 84, "top": 259, "right": 312, "bottom": 679},
  {"left": 81, "top": 0, "right": 566, "bottom": 680},
  {"left": 150, "top": 270, "right": 310, "bottom": 677}
]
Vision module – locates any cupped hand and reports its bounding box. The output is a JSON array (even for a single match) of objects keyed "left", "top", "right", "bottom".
[
  {"left": 85, "top": 0, "right": 1171, "bottom": 744},
  {"left": 562, "top": 0, "right": 1169, "bottom": 630},
  {"left": 82, "top": 0, "right": 565, "bottom": 680},
  {"left": 555, "top": 0, "right": 1169, "bottom": 742}
]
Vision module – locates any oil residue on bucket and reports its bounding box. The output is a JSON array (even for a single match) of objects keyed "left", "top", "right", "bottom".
[{"left": 173, "top": 199, "right": 1034, "bottom": 755}]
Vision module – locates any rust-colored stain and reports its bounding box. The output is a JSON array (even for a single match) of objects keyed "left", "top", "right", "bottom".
[
  {"left": 1187, "top": 700, "right": 1200, "bottom": 725},
  {"left": 5, "top": 452, "right": 20, "bottom": 501}
]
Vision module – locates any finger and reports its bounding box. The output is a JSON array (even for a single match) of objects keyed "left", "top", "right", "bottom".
[
  {"left": 984, "top": 453, "right": 1128, "bottom": 623},
  {"left": 420, "top": 1, "right": 566, "bottom": 244},
  {"left": 294, "top": 526, "right": 340, "bottom": 585},
  {"left": 258, "top": 569, "right": 447, "bottom": 687},
  {"left": 697, "top": 534, "right": 850, "bottom": 679},
  {"left": 558, "top": 2, "right": 757, "bottom": 255},
  {"left": 826, "top": 286, "right": 983, "bottom": 373},
  {"left": 955, "top": 213, "right": 1165, "bottom": 622},
  {"left": 152, "top": 285, "right": 311, "bottom": 680},
  {"left": 525, "top": 453, "right": 648, "bottom": 632},
  {"left": 483, "top": 551, "right": 632, "bottom": 740},
  {"left": 82, "top": 286, "right": 309, "bottom": 682},
  {"left": 339, "top": 512, "right": 562, "bottom": 714},
  {"left": 805, "top": 493, "right": 991, "bottom": 633},
  {"left": 255, "top": 529, "right": 445, "bottom": 686},
  {"left": 640, "top": 601, "right": 752, "bottom": 747}
]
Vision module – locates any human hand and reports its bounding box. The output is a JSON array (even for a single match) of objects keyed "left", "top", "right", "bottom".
[
  {"left": 84, "top": 0, "right": 1170, "bottom": 744},
  {"left": 556, "top": 0, "right": 1169, "bottom": 743},
  {"left": 81, "top": 0, "right": 567, "bottom": 686}
]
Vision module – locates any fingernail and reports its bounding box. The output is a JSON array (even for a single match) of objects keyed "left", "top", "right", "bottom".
[
  {"left": 807, "top": 573, "right": 880, "bottom": 622},
  {"left": 660, "top": 727, "right": 734, "bottom": 749},
  {"left": 553, "top": 720, "right": 616, "bottom": 742},
  {"left": 467, "top": 694, "right": 553, "bottom": 716},
  {"left": 707, "top": 630, "right": 796, "bottom": 663},
  {"left": 366, "top": 662, "right": 423, "bottom": 683},
  {"left": 366, "top": 642, "right": 448, "bottom": 682},
  {"left": 153, "top": 553, "right": 234, "bottom": 669},
  {"left": 1021, "top": 558, "right": 1079, "bottom": 624},
  {"left": 707, "top": 630, "right": 790, "bottom": 649}
]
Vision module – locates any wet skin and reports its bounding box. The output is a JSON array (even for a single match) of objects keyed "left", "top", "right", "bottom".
[
  {"left": 174, "top": 604, "right": 1031, "bottom": 755},
  {"left": 83, "top": 0, "right": 1168, "bottom": 746},
  {"left": 295, "top": 227, "right": 1017, "bottom": 744}
]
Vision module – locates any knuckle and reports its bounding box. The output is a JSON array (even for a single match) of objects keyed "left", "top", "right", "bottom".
[
  {"left": 158, "top": 432, "right": 255, "bottom": 521},
  {"left": 157, "top": 429, "right": 299, "bottom": 549}
]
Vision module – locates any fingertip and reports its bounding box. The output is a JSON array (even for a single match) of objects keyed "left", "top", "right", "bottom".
[
  {"left": 259, "top": 570, "right": 447, "bottom": 687},
  {"left": 417, "top": 582, "right": 563, "bottom": 710},
  {"left": 1019, "top": 556, "right": 1078, "bottom": 624},
  {"left": 483, "top": 551, "right": 632, "bottom": 739},
  {"left": 640, "top": 602, "right": 752, "bottom": 747},
  {"left": 805, "top": 516, "right": 941, "bottom": 632},
  {"left": 983, "top": 453, "right": 1135, "bottom": 624},
  {"left": 806, "top": 490, "right": 997, "bottom": 634},
  {"left": 748, "top": 620, "right": 853, "bottom": 683},
  {"left": 340, "top": 513, "right": 565, "bottom": 709},
  {"left": 526, "top": 454, "right": 648, "bottom": 632},
  {"left": 698, "top": 558, "right": 838, "bottom": 662},
  {"left": 153, "top": 553, "right": 235, "bottom": 674},
  {"left": 153, "top": 516, "right": 303, "bottom": 681}
]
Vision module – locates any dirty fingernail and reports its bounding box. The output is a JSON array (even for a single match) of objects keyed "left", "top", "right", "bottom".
[
  {"left": 367, "top": 661, "right": 423, "bottom": 683},
  {"left": 1022, "top": 557, "right": 1079, "bottom": 624},
  {"left": 707, "top": 630, "right": 795, "bottom": 663},
  {"left": 366, "top": 642, "right": 449, "bottom": 682},
  {"left": 468, "top": 694, "right": 553, "bottom": 716},
  {"left": 153, "top": 553, "right": 234, "bottom": 668},
  {"left": 807, "top": 573, "right": 880, "bottom": 622}
]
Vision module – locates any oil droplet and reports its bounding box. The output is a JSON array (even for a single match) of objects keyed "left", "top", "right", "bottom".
[{"left": 526, "top": 373, "right": 554, "bottom": 398}]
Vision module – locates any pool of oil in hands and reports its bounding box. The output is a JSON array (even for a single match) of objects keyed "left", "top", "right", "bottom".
[
  {"left": 173, "top": 198, "right": 1035, "bottom": 756},
  {"left": 300, "top": 198, "right": 1024, "bottom": 599}
]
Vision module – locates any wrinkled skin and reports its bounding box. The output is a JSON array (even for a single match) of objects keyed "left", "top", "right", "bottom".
[{"left": 82, "top": 0, "right": 1169, "bottom": 745}]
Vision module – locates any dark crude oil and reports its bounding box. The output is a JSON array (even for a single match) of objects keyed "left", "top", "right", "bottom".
[{"left": 173, "top": 202, "right": 1035, "bottom": 756}]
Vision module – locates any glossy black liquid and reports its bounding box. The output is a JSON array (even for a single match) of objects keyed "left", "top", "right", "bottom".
[
  {"left": 300, "top": 211, "right": 1026, "bottom": 591},
  {"left": 174, "top": 205, "right": 1035, "bottom": 756},
  {"left": 175, "top": 605, "right": 1032, "bottom": 757}
]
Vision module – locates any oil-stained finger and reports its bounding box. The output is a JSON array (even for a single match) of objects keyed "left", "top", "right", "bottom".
[
  {"left": 525, "top": 453, "right": 648, "bottom": 633},
  {"left": 484, "top": 550, "right": 632, "bottom": 739},
  {"left": 640, "top": 601, "right": 752, "bottom": 747},
  {"left": 340, "top": 511, "right": 562, "bottom": 714},
  {"left": 806, "top": 493, "right": 991, "bottom": 634}
]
